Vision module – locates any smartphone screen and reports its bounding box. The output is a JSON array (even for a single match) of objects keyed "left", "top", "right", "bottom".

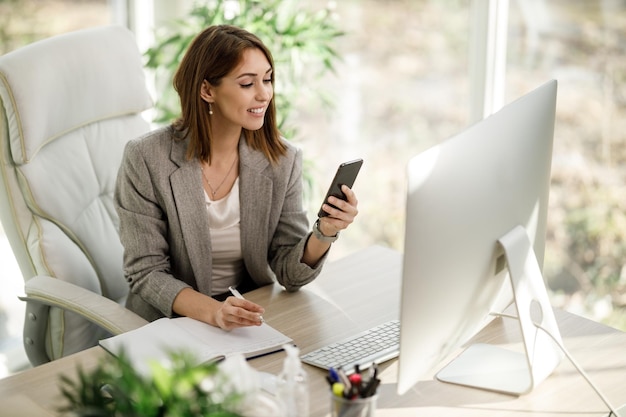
[{"left": 318, "top": 158, "right": 363, "bottom": 217}]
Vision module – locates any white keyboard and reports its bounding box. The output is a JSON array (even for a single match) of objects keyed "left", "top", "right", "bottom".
[{"left": 300, "top": 320, "right": 400, "bottom": 372}]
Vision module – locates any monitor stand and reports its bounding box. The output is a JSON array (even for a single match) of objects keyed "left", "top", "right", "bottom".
[{"left": 436, "top": 225, "right": 564, "bottom": 396}]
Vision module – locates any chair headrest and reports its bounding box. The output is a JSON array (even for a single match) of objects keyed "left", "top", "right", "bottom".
[{"left": 0, "top": 25, "right": 153, "bottom": 164}]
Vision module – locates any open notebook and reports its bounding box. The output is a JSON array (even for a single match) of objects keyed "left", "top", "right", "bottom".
[{"left": 100, "top": 317, "right": 292, "bottom": 376}]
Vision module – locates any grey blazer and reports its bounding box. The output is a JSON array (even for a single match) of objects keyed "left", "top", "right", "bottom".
[{"left": 114, "top": 126, "right": 327, "bottom": 322}]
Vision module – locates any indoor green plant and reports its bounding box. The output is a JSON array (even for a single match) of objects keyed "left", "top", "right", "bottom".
[{"left": 57, "top": 350, "right": 244, "bottom": 417}]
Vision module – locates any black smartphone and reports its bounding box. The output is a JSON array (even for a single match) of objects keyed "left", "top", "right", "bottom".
[{"left": 317, "top": 158, "right": 363, "bottom": 217}]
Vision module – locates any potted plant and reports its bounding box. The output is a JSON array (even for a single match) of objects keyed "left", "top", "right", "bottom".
[{"left": 58, "top": 350, "right": 282, "bottom": 416}]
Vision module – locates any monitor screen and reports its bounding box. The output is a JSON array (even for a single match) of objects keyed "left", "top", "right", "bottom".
[{"left": 397, "top": 80, "right": 561, "bottom": 396}]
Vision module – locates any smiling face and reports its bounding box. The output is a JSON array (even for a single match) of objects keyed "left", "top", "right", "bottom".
[{"left": 201, "top": 47, "right": 273, "bottom": 134}]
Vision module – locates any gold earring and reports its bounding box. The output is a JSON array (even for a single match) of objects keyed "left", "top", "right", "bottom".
[{"left": 209, "top": 103, "right": 213, "bottom": 115}]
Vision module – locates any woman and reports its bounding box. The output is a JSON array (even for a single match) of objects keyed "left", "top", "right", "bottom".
[{"left": 114, "top": 25, "right": 358, "bottom": 331}]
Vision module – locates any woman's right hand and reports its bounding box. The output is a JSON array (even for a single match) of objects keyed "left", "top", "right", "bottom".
[
  {"left": 215, "top": 296, "right": 265, "bottom": 330},
  {"left": 172, "top": 288, "right": 264, "bottom": 330}
]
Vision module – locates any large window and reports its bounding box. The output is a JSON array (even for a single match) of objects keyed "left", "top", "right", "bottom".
[
  {"left": 293, "top": 0, "right": 626, "bottom": 331},
  {"left": 506, "top": 0, "right": 626, "bottom": 329},
  {"left": 314, "top": 0, "right": 626, "bottom": 330}
]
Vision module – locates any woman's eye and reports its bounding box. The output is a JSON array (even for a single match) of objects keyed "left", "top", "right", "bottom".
[{"left": 240, "top": 79, "right": 271, "bottom": 88}]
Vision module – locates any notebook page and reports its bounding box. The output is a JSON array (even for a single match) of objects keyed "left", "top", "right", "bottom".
[{"left": 99, "top": 317, "right": 292, "bottom": 376}]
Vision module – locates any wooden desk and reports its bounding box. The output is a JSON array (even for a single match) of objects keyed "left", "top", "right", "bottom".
[{"left": 1, "top": 245, "right": 625, "bottom": 417}]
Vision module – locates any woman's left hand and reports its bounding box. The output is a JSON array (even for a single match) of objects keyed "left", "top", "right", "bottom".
[{"left": 318, "top": 185, "right": 359, "bottom": 237}]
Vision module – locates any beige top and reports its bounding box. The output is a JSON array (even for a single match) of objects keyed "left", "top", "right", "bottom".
[{"left": 205, "top": 178, "right": 244, "bottom": 295}]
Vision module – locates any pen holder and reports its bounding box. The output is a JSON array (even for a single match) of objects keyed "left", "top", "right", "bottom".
[{"left": 330, "top": 393, "right": 377, "bottom": 417}]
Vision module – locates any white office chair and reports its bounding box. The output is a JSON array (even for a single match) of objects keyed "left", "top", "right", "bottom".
[{"left": 0, "top": 25, "right": 151, "bottom": 365}]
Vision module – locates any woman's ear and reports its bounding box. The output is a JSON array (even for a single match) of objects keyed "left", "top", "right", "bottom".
[{"left": 200, "top": 80, "right": 214, "bottom": 103}]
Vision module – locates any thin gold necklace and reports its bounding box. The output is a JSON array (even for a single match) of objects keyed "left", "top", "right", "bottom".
[{"left": 202, "top": 154, "right": 238, "bottom": 198}]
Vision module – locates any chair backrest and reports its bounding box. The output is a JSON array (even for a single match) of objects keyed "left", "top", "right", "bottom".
[{"left": 0, "top": 25, "right": 152, "bottom": 363}]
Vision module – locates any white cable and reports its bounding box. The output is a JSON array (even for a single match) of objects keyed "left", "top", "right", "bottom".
[{"left": 491, "top": 312, "right": 623, "bottom": 417}]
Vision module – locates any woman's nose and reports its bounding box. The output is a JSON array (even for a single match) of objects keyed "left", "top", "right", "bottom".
[{"left": 256, "top": 84, "right": 272, "bottom": 101}]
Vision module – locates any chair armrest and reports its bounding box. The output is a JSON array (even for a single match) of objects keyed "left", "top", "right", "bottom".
[{"left": 19, "top": 275, "right": 148, "bottom": 335}]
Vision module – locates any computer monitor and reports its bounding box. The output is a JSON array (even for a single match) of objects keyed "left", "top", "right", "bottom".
[{"left": 397, "top": 80, "right": 563, "bottom": 396}]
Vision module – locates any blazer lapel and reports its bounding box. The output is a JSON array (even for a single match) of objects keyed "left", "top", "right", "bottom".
[
  {"left": 169, "top": 137, "right": 213, "bottom": 294},
  {"left": 239, "top": 139, "right": 272, "bottom": 273}
]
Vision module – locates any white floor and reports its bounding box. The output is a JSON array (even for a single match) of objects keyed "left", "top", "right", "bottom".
[{"left": 0, "top": 234, "right": 30, "bottom": 377}]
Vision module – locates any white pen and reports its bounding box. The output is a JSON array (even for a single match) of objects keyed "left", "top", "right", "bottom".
[{"left": 228, "top": 286, "right": 265, "bottom": 323}]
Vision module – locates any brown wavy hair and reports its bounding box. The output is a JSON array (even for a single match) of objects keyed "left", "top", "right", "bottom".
[{"left": 172, "top": 25, "right": 286, "bottom": 164}]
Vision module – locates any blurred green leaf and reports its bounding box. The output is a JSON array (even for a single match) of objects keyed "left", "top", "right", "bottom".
[{"left": 58, "top": 350, "right": 242, "bottom": 417}]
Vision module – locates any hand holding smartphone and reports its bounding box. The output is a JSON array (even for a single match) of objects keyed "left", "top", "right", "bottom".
[{"left": 318, "top": 158, "right": 363, "bottom": 218}]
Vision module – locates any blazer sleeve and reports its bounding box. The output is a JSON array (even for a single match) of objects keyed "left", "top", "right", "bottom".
[
  {"left": 268, "top": 146, "right": 329, "bottom": 291},
  {"left": 114, "top": 138, "right": 191, "bottom": 317}
]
